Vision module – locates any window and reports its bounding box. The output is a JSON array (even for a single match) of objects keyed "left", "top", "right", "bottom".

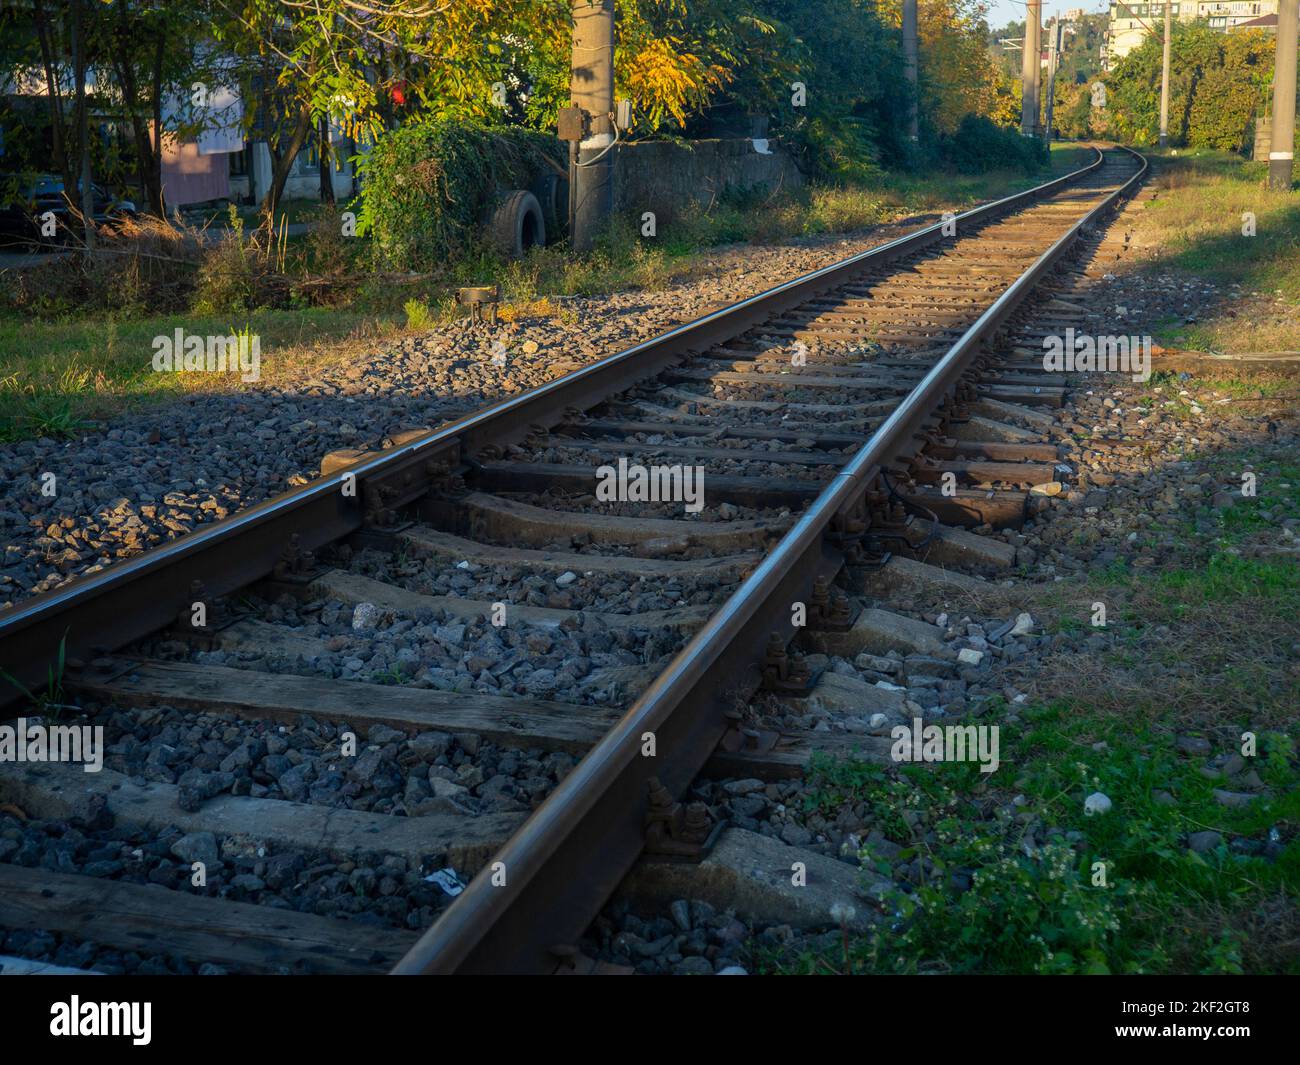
[
  {"left": 296, "top": 140, "right": 318, "bottom": 175},
  {"left": 296, "top": 131, "right": 344, "bottom": 174}
]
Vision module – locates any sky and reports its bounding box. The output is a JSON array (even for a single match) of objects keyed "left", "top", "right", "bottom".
[{"left": 983, "top": 0, "right": 1112, "bottom": 34}]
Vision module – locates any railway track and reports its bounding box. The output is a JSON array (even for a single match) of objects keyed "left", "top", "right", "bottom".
[{"left": 0, "top": 145, "right": 1146, "bottom": 976}]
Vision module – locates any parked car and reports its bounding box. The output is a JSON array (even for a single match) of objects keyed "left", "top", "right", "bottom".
[{"left": 0, "top": 173, "right": 138, "bottom": 248}]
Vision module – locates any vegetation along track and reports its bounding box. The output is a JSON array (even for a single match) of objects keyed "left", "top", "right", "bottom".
[{"left": 0, "top": 146, "right": 1146, "bottom": 976}]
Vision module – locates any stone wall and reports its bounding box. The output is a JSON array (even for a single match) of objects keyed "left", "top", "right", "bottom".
[{"left": 611, "top": 138, "right": 803, "bottom": 222}]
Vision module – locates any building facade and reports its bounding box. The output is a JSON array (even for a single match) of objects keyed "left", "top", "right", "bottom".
[{"left": 1101, "top": 1, "right": 1277, "bottom": 67}]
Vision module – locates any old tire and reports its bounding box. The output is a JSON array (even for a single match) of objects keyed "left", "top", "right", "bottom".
[
  {"left": 488, "top": 189, "right": 545, "bottom": 259},
  {"left": 529, "top": 172, "right": 567, "bottom": 240}
]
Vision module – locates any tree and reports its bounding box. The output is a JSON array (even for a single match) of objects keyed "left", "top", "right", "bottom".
[
  {"left": 98, "top": 0, "right": 217, "bottom": 216},
  {"left": 2, "top": 1, "right": 219, "bottom": 217},
  {"left": 513, "top": 1, "right": 791, "bottom": 135},
  {"left": 880, "top": 0, "right": 1004, "bottom": 135},
  {"left": 1187, "top": 29, "right": 1274, "bottom": 151},
  {"left": 751, "top": 0, "right": 903, "bottom": 174},
  {"left": 3, "top": 0, "right": 102, "bottom": 244},
  {"left": 6, "top": 0, "right": 83, "bottom": 195},
  {"left": 1053, "top": 81, "right": 1093, "bottom": 140},
  {"left": 210, "top": 0, "right": 569, "bottom": 217},
  {"left": 1105, "top": 22, "right": 1276, "bottom": 150}
]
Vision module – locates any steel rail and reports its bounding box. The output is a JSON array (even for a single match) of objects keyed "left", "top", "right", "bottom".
[
  {"left": 391, "top": 146, "right": 1148, "bottom": 975},
  {"left": 0, "top": 150, "right": 1108, "bottom": 709}
]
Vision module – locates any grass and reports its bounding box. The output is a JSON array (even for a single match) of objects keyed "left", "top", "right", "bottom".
[
  {"left": 774, "top": 705, "right": 1296, "bottom": 975},
  {"left": 1131, "top": 148, "right": 1300, "bottom": 355},
  {"left": 1028, "top": 555, "right": 1299, "bottom": 732},
  {"left": 1018, "top": 442, "right": 1299, "bottom": 731},
  {"left": 772, "top": 545, "right": 1299, "bottom": 975},
  {"left": 764, "top": 428, "right": 1299, "bottom": 975},
  {"left": 0, "top": 633, "right": 74, "bottom": 720},
  {"left": 0, "top": 306, "right": 406, "bottom": 440},
  {"left": 1140, "top": 369, "right": 1295, "bottom": 400},
  {"left": 0, "top": 146, "right": 1089, "bottom": 441}
]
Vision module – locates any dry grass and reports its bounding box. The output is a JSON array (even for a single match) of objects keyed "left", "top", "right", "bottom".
[
  {"left": 1131, "top": 148, "right": 1300, "bottom": 355},
  {"left": 1018, "top": 562, "right": 1299, "bottom": 733},
  {"left": 880, "top": 552, "right": 1298, "bottom": 732},
  {"left": 1164, "top": 892, "right": 1300, "bottom": 975},
  {"left": 1165, "top": 304, "right": 1300, "bottom": 359}
]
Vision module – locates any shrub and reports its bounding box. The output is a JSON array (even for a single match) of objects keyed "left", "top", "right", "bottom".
[
  {"left": 798, "top": 115, "right": 887, "bottom": 183},
  {"left": 805, "top": 185, "right": 887, "bottom": 233},
  {"left": 942, "top": 114, "right": 1047, "bottom": 175},
  {"left": 1053, "top": 83, "right": 1096, "bottom": 141},
  {"left": 1187, "top": 32, "right": 1274, "bottom": 152},
  {"left": 0, "top": 214, "right": 201, "bottom": 319},
  {"left": 302, "top": 203, "right": 356, "bottom": 281},
  {"left": 1104, "top": 25, "right": 1275, "bottom": 150},
  {"left": 403, "top": 297, "right": 431, "bottom": 330},
  {"left": 356, "top": 118, "right": 565, "bottom": 272},
  {"left": 192, "top": 209, "right": 260, "bottom": 315}
]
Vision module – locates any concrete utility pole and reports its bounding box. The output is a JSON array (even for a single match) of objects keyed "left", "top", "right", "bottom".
[
  {"left": 1021, "top": 1, "right": 1042, "bottom": 138},
  {"left": 1269, "top": 0, "right": 1298, "bottom": 190},
  {"left": 903, "top": 0, "right": 919, "bottom": 144},
  {"left": 1159, "top": 0, "right": 1172, "bottom": 147},
  {"left": 570, "top": 0, "right": 615, "bottom": 252},
  {"left": 1043, "top": 18, "right": 1062, "bottom": 145}
]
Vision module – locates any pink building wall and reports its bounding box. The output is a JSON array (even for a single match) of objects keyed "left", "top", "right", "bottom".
[{"left": 159, "top": 129, "right": 230, "bottom": 208}]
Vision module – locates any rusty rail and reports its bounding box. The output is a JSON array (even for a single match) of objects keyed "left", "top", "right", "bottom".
[
  {"left": 0, "top": 148, "right": 1145, "bottom": 974},
  {"left": 0, "top": 148, "right": 1110, "bottom": 710},
  {"left": 389, "top": 146, "right": 1148, "bottom": 974}
]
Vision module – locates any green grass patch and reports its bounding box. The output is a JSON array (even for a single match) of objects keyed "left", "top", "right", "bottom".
[
  {"left": 1149, "top": 552, "right": 1298, "bottom": 606},
  {"left": 1043, "top": 553, "right": 1299, "bottom": 730},
  {"left": 1139, "top": 148, "right": 1300, "bottom": 297},
  {"left": 1131, "top": 148, "right": 1300, "bottom": 355},
  {"left": 1140, "top": 369, "right": 1296, "bottom": 400},
  {"left": 771, "top": 706, "right": 1297, "bottom": 976},
  {"left": 766, "top": 524, "right": 1298, "bottom": 975},
  {"left": 0, "top": 305, "right": 402, "bottom": 441}
]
